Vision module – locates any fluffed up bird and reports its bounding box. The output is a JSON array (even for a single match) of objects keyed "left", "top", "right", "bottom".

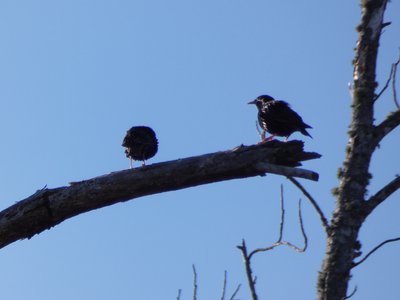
[
  {"left": 248, "top": 95, "right": 312, "bottom": 142},
  {"left": 122, "top": 126, "right": 158, "bottom": 168}
]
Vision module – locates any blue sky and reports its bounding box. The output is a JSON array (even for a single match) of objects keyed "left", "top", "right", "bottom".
[{"left": 0, "top": 1, "right": 399, "bottom": 299}]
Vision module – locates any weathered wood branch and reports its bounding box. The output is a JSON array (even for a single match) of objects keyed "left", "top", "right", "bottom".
[
  {"left": 373, "top": 109, "right": 400, "bottom": 148},
  {"left": 0, "top": 140, "right": 320, "bottom": 250},
  {"left": 364, "top": 175, "right": 400, "bottom": 216}
]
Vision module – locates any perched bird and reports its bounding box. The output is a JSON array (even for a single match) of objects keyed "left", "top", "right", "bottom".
[
  {"left": 122, "top": 126, "right": 158, "bottom": 168},
  {"left": 248, "top": 95, "right": 312, "bottom": 142}
]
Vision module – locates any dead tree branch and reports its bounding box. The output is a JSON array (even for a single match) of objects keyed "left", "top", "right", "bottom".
[
  {"left": 343, "top": 285, "right": 358, "bottom": 299},
  {"left": 353, "top": 237, "right": 400, "bottom": 268},
  {"left": 228, "top": 284, "right": 241, "bottom": 300},
  {"left": 176, "top": 289, "right": 182, "bottom": 300},
  {"left": 363, "top": 175, "right": 400, "bottom": 216},
  {"left": 288, "top": 177, "right": 330, "bottom": 234},
  {"left": 237, "top": 240, "right": 258, "bottom": 300},
  {"left": 373, "top": 52, "right": 400, "bottom": 147},
  {"left": 248, "top": 190, "right": 307, "bottom": 260},
  {"left": 0, "top": 140, "right": 320, "bottom": 250},
  {"left": 220, "top": 270, "right": 241, "bottom": 300},
  {"left": 257, "top": 163, "right": 319, "bottom": 181},
  {"left": 221, "top": 270, "right": 227, "bottom": 300},
  {"left": 238, "top": 185, "right": 308, "bottom": 299},
  {"left": 392, "top": 52, "right": 400, "bottom": 108},
  {"left": 278, "top": 184, "right": 285, "bottom": 242},
  {"left": 374, "top": 53, "right": 400, "bottom": 103},
  {"left": 192, "top": 265, "right": 198, "bottom": 300},
  {"left": 373, "top": 109, "right": 400, "bottom": 148}
]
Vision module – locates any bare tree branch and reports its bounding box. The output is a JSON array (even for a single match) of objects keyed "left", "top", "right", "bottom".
[
  {"left": 363, "top": 175, "right": 400, "bottom": 216},
  {"left": 237, "top": 240, "right": 258, "bottom": 300},
  {"left": 373, "top": 110, "right": 400, "bottom": 148},
  {"left": 192, "top": 265, "right": 198, "bottom": 300},
  {"left": 373, "top": 53, "right": 400, "bottom": 103},
  {"left": 0, "top": 140, "right": 320, "bottom": 250},
  {"left": 248, "top": 193, "right": 307, "bottom": 260},
  {"left": 373, "top": 52, "right": 400, "bottom": 147},
  {"left": 392, "top": 52, "right": 400, "bottom": 108},
  {"left": 297, "top": 199, "right": 308, "bottom": 252},
  {"left": 374, "top": 64, "right": 393, "bottom": 101},
  {"left": 220, "top": 270, "right": 241, "bottom": 300},
  {"left": 257, "top": 163, "right": 319, "bottom": 181},
  {"left": 353, "top": 237, "right": 400, "bottom": 268},
  {"left": 343, "top": 285, "right": 358, "bottom": 299},
  {"left": 238, "top": 185, "right": 307, "bottom": 299},
  {"left": 221, "top": 270, "right": 227, "bottom": 300},
  {"left": 288, "top": 177, "right": 330, "bottom": 234},
  {"left": 228, "top": 284, "right": 241, "bottom": 300},
  {"left": 176, "top": 289, "right": 182, "bottom": 300},
  {"left": 277, "top": 184, "right": 285, "bottom": 242}
]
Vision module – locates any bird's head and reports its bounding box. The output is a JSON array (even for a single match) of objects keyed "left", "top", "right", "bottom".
[{"left": 248, "top": 95, "right": 275, "bottom": 108}]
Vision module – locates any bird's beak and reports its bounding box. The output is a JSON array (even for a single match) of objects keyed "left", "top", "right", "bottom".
[{"left": 248, "top": 100, "right": 257, "bottom": 105}]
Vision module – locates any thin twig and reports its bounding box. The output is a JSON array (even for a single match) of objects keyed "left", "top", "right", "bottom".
[
  {"left": 374, "top": 52, "right": 400, "bottom": 103},
  {"left": 192, "top": 264, "right": 198, "bottom": 300},
  {"left": 248, "top": 196, "right": 307, "bottom": 259},
  {"left": 228, "top": 284, "right": 241, "bottom": 300},
  {"left": 374, "top": 63, "right": 395, "bottom": 102},
  {"left": 176, "top": 289, "right": 182, "bottom": 300},
  {"left": 353, "top": 237, "right": 400, "bottom": 267},
  {"left": 288, "top": 177, "right": 330, "bottom": 234},
  {"left": 278, "top": 184, "right": 285, "bottom": 242},
  {"left": 221, "top": 270, "right": 227, "bottom": 300},
  {"left": 343, "top": 285, "right": 358, "bottom": 299},
  {"left": 238, "top": 186, "right": 308, "bottom": 299},
  {"left": 297, "top": 199, "right": 308, "bottom": 252},
  {"left": 392, "top": 52, "right": 400, "bottom": 109},
  {"left": 237, "top": 240, "right": 258, "bottom": 300}
]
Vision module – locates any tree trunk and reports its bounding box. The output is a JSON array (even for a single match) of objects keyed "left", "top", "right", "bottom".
[{"left": 317, "top": 1, "right": 388, "bottom": 299}]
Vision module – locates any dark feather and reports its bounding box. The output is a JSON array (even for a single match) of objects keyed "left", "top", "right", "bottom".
[
  {"left": 249, "top": 95, "right": 312, "bottom": 139},
  {"left": 122, "top": 126, "right": 158, "bottom": 162}
]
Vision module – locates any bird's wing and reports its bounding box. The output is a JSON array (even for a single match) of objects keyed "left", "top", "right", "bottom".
[{"left": 264, "top": 101, "right": 306, "bottom": 127}]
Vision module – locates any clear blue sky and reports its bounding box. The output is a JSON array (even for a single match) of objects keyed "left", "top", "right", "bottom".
[{"left": 0, "top": 1, "right": 399, "bottom": 299}]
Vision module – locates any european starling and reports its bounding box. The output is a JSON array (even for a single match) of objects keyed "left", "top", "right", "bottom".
[
  {"left": 248, "top": 95, "right": 312, "bottom": 142},
  {"left": 122, "top": 126, "right": 158, "bottom": 168}
]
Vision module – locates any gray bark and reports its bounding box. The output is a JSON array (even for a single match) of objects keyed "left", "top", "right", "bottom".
[
  {"left": 0, "top": 140, "right": 320, "bottom": 250},
  {"left": 317, "top": 1, "right": 396, "bottom": 299}
]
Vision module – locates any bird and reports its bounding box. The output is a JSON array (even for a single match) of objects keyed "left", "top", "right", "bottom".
[
  {"left": 122, "top": 126, "right": 158, "bottom": 168},
  {"left": 248, "top": 95, "right": 312, "bottom": 142}
]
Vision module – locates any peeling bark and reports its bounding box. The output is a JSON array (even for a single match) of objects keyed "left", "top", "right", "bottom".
[{"left": 0, "top": 140, "right": 320, "bottom": 250}]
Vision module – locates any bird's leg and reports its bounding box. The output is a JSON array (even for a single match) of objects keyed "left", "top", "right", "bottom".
[
  {"left": 257, "top": 135, "right": 275, "bottom": 144},
  {"left": 129, "top": 158, "right": 133, "bottom": 169},
  {"left": 256, "top": 121, "right": 264, "bottom": 140},
  {"left": 142, "top": 161, "right": 146, "bottom": 167}
]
